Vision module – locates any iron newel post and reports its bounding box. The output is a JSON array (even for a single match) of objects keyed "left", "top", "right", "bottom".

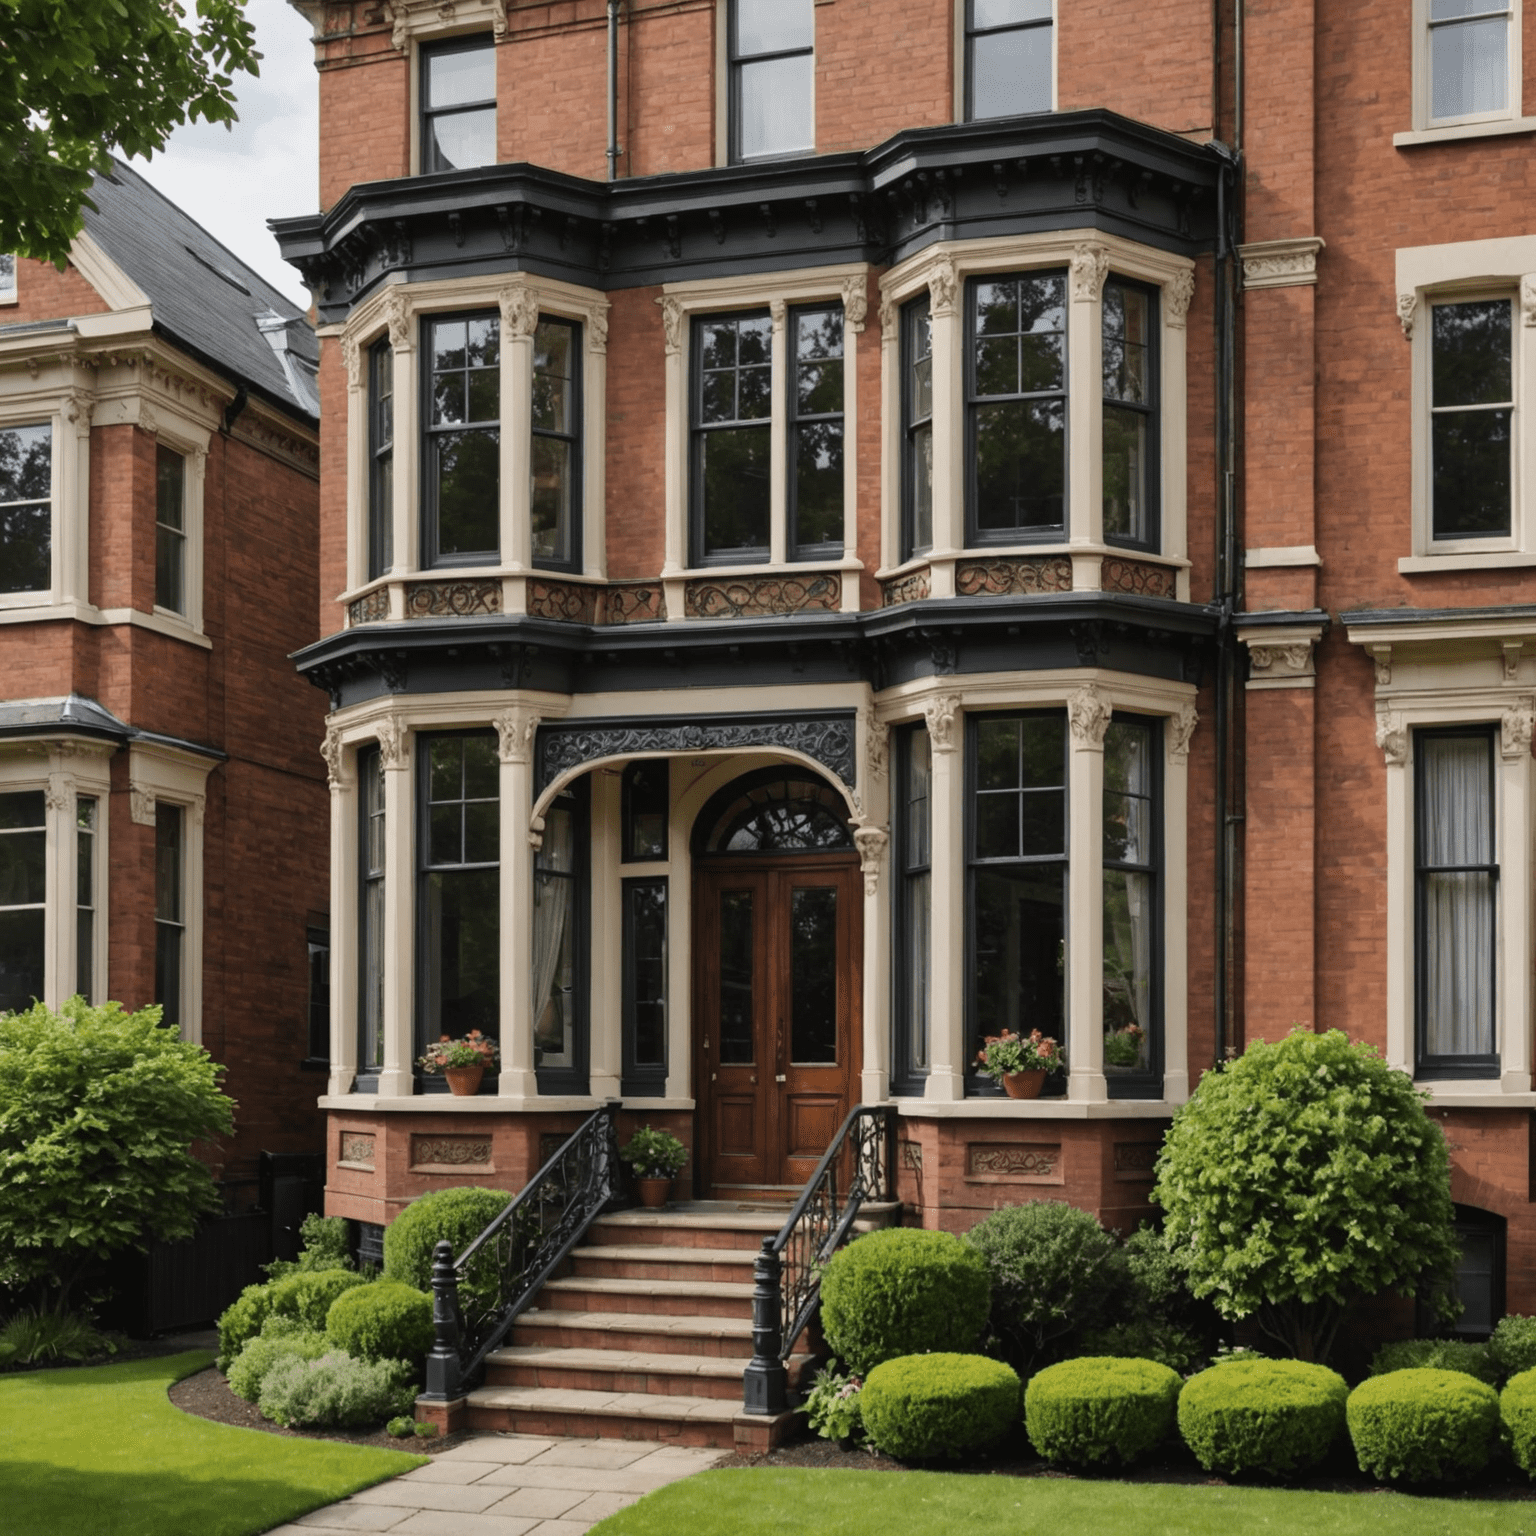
[
  {"left": 742, "top": 1236, "right": 787, "bottom": 1415},
  {"left": 422, "top": 1238, "right": 464, "bottom": 1402}
]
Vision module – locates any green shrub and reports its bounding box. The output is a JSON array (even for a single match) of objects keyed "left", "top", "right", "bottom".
[
  {"left": 0, "top": 1307, "right": 110, "bottom": 1366},
  {"left": 1025, "top": 1356, "right": 1181, "bottom": 1468},
  {"left": 0, "top": 1341, "right": 16, "bottom": 1368},
  {"left": 1178, "top": 1358, "right": 1348, "bottom": 1476},
  {"left": 1077, "top": 1320, "right": 1205, "bottom": 1375},
  {"left": 1492, "top": 1316, "right": 1536, "bottom": 1381},
  {"left": 270, "top": 1269, "right": 372, "bottom": 1332},
  {"left": 414, "top": 1421, "right": 438, "bottom": 1438},
  {"left": 861, "top": 1353, "right": 1020, "bottom": 1461},
  {"left": 1347, "top": 1368, "right": 1500, "bottom": 1483},
  {"left": 216, "top": 1284, "right": 275, "bottom": 1373},
  {"left": 325, "top": 1280, "right": 433, "bottom": 1366},
  {"left": 225, "top": 1327, "right": 329, "bottom": 1403},
  {"left": 1500, "top": 1368, "right": 1536, "bottom": 1475},
  {"left": 257, "top": 1349, "right": 415, "bottom": 1429},
  {"left": 383, "top": 1187, "right": 512, "bottom": 1316},
  {"left": 264, "top": 1214, "right": 356, "bottom": 1281},
  {"left": 964, "top": 1202, "right": 1123, "bottom": 1373},
  {"left": 805, "top": 1362, "right": 865, "bottom": 1444},
  {"left": 820, "top": 1229, "right": 991, "bottom": 1376},
  {"left": 1370, "top": 1338, "right": 1499, "bottom": 1385},
  {"left": 386, "top": 1415, "right": 415, "bottom": 1438}
]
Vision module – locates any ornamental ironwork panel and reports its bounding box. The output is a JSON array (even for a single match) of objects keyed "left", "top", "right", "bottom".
[
  {"left": 1100, "top": 557, "right": 1178, "bottom": 599},
  {"left": 965, "top": 1142, "right": 1063, "bottom": 1181},
  {"left": 955, "top": 556, "right": 1073, "bottom": 597},
  {"left": 599, "top": 583, "right": 665, "bottom": 625},
  {"left": 684, "top": 573, "right": 840, "bottom": 620},
  {"left": 536, "top": 711, "right": 857, "bottom": 795},
  {"left": 405, "top": 579, "right": 503, "bottom": 618},
  {"left": 881, "top": 568, "right": 931, "bottom": 606},
  {"left": 348, "top": 589, "right": 391, "bottom": 627},
  {"left": 527, "top": 579, "right": 599, "bottom": 624}
]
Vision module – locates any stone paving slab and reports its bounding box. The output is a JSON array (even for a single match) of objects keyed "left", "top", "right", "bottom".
[{"left": 266, "top": 1433, "right": 727, "bottom": 1536}]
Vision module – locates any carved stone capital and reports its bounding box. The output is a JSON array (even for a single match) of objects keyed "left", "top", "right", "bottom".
[
  {"left": 1069, "top": 242, "right": 1111, "bottom": 303},
  {"left": 1396, "top": 292, "right": 1418, "bottom": 340},
  {"left": 384, "top": 288, "right": 413, "bottom": 352},
  {"left": 769, "top": 297, "right": 788, "bottom": 327},
  {"left": 1169, "top": 702, "right": 1199, "bottom": 764},
  {"left": 1376, "top": 710, "right": 1408, "bottom": 766},
  {"left": 1370, "top": 644, "right": 1392, "bottom": 687},
  {"left": 129, "top": 783, "right": 156, "bottom": 826},
  {"left": 499, "top": 282, "right": 540, "bottom": 339},
  {"left": 1502, "top": 703, "right": 1535, "bottom": 760},
  {"left": 1165, "top": 267, "right": 1196, "bottom": 329},
  {"left": 927, "top": 257, "right": 958, "bottom": 317},
  {"left": 376, "top": 719, "right": 407, "bottom": 770},
  {"left": 1237, "top": 623, "right": 1325, "bottom": 690},
  {"left": 842, "top": 276, "right": 869, "bottom": 334},
  {"left": 1068, "top": 684, "right": 1112, "bottom": 748},
  {"left": 341, "top": 334, "right": 362, "bottom": 392},
  {"left": 1239, "top": 236, "right": 1325, "bottom": 291},
  {"left": 853, "top": 825, "right": 889, "bottom": 898},
  {"left": 320, "top": 726, "right": 345, "bottom": 792},
  {"left": 1523, "top": 275, "right": 1536, "bottom": 329},
  {"left": 865, "top": 716, "right": 889, "bottom": 782},
  {"left": 495, "top": 707, "right": 541, "bottom": 765},
  {"left": 44, "top": 777, "right": 71, "bottom": 813},
  {"left": 658, "top": 296, "right": 685, "bottom": 357},
  {"left": 589, "top": 306, "right": 610, "bottom": 356},
  {"left": 878, "top": 293, "right": 900, "bottom": 342},
  {"left": 923, "top": 693, "right": 962, "bottom": 753}
]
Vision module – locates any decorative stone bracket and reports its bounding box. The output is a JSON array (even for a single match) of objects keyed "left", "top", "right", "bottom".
[
  {"left": 1236, "top": 621, "right": 1327, "bottom": 691},
  {"left": 1239, "top": 236, "right": 1325, "bottom": 291}
]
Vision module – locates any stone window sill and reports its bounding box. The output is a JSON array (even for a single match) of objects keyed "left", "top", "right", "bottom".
[{"left": 1394, "top": 118, "right": 1536, "bottom": 148}]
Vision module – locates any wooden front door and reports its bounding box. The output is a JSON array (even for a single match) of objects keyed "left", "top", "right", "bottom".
[{"left": 694, "top": 856, "right": 861, "bottom": 1196}]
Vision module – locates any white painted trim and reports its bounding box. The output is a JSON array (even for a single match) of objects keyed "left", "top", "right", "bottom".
[
  {"left": 67, "top": 231, "right": 151, "bottom": 311},
  {"left": 1409, "top": 0, "right": 1523, "bottom": 133},
  {"left": 1395, "top": 117, "right": 1536, "bottom": 146},
  {"left": 1246, "top": 544, "right": 1321, "bottom": 568}
]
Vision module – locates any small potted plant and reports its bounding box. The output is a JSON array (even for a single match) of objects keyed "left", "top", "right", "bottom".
[
  {"left": 417, "top": 1030, "right": 499, "bottom": 1095},
  {"left": 975, "top": 1028, "right": 1064, "bottom": 1099},
  {"left": 620, "top": 1124, "right": 689, "bottom": 1207},
  {"left": 1103, "top": 1022, "right": 1146, "bottom": 1070}
]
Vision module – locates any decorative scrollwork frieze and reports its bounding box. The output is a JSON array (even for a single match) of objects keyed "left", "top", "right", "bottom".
[
  {"left": 1100, "top": 557, "right": 1177, "bottom": 599},
  {"left": 684, "top": 573, "right": 840, "bottom": 620},
  {"left": 966, "top": 1142, "right": 1062, "bottom": 1181},
  {"left": 1239, "top": 236, "right": 1324, "bottom": 290},
  {"left": 600, "top": 583, "right": 665, "bottom": 625},
  {"left": 527, "top": 579, "right": 599, "bottom": 624},
  {"left": 338, "top": 1131, "right": 375, "bottom": 1169},
  {"left": 348, "top": 588, "right": 391, "bottom": 627},
  {"left": 881, "top": 568, "right": 931, "bottom": 606},
  {"left": 955, "top": 555, "right": 1073, "bottom": 598},
  {"left": 405, "top": 580, "right": 502, "bottom": 619},
  {"left": 411, "top": 1135, "right": 493, "bottom": 1169}
]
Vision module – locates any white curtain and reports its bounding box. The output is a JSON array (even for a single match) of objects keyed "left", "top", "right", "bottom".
[{"left": 1420, "top": 734, "right": 1495, "bottom": 1059}]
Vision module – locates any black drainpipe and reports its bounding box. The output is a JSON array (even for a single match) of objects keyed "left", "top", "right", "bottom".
[{"left": 607, "top": 0, "right": 622, "bottom": 181}]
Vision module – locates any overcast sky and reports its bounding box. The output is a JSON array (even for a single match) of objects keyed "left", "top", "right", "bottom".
[{"left": 130, "top": 0, "right": 319, "bottom": 309}]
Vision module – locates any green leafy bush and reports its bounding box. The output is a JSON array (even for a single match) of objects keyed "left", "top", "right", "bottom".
[
  {"left": 805, "top": 1363, "right": 865, "bottom": 1444},
  {"left": 0, "top": 1342, "right": 16, "bottom": 1368},
  {"left": 860, "top": 1353, "right": 1020, "bottom": 1461},
  {"left": 1370, "top": 1338, "right": 1499, "bottom": 1385},
  {"left": 263, "top": 1214, "right": 356, "bottom": 1281},
  {"left": 226, "top": 1327, "right": 330, "bottom": 1403},
  {"left": 1077, "top": 1319, "right": 1205, "bottom": 1374},
  {"left": 1491, "top": 1316, "right": 1536, "bottom": 1381},
  {"left": 257, "top": 1350, "right": 415, "bottom": 1429},
  {"left": 0, "top": 999, "right": 234, "bottom": 1311},
  {"left": 1500, "top": 1368, "right": 1536, "bottom": 1475},
  {"left": 386, "top": 1415, "right": 415, "bottom": 1438},
  {"left": 383, "top": 1187, "right": 512, "bottom": 1317},
  {"left": 1178, "top": 1358, "right": 1348, "bottom": 1476},
  {"left": 1025, "top": 1356, "right": 1181, "bottom": 1468},
  {"left": 0, "top": 1307, "right": 112, "bottom": 1366},
  {"left": 270, "top": 1269, "right": 372, "bottom": 1332},
  {"left": 1347, "top": 1368, "right": 1500, "bottom": 1483},
  {"left": 963, "top": 1202, "right": 1122, "bottom": 1373},
  {"left": 325, "top": 1280, "right": 432, "bottom": 1366},
  {"left": 1153, "top": 1029, "right": 1459, "bottom": 1363},
  {"left": 619, "top": 1126, "right": 688, "bottom": 1180},
  {"left": 217, "top": 1284, "right": 275, "bottom": 1373},
  {"left": 820, "top": 1229, "right": 991, "bottom": 1376}
]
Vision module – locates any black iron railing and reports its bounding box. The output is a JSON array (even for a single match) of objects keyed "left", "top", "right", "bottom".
[
  {"left": 420, "top": 1100, "right": 621, "bottom": 1403},
  {"left": 742, "top": 1104, "right": 895, "bottom": 1416}
]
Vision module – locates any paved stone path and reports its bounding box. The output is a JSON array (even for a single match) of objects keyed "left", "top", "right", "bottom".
[{"left": 264, "top": 1434, "right": 727, "bottom": 1536}]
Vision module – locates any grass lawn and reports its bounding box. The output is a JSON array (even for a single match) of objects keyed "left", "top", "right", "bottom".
[
  {"left": 0, "top": 1349, "right": 424, "bottom": 1536},
  {"left": 592, "top": 1467, "right": 1536, "bottom": 1536}
]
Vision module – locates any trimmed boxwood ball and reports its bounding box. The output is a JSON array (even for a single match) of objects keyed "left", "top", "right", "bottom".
[
  {"left": 326, "top": 1280, "right": 434, "bottom": 1365},
  {"left": 1025, "top": 1356, "right": 1182, "bottom": 1468},
  {"left": 383, "top": 1186, "right": 513, "bottom": 1315},
  {"left": 1178, "top": 1358, "right": 1348, "bottom": 1476},
  {"left": 270, "top": 1269, "right": 373, "bottom": 1332},
  {"left": 1348, "top": 1368, "right": 1500, "bottom": 1483},
  {"left": 1492, "top": 1316, "right": 1536, "bottom": 1381},
  {"left": 820, "top": 1229, "right": 991, "bottom": 1375},
  {"left": 1369, "top": 1338, "right": 1499, "bottom": 1385},
  {"left": 1500, "top": 1368, "right": 1536, "bottom": 1475},
  {"left": 861, "top": 1353, "right": 1020, "bottom": 1461}
]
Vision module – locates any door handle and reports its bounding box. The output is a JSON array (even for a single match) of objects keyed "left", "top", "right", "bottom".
[{"left": 776, "top": 1074, "right": 787, "bottom": 1083}]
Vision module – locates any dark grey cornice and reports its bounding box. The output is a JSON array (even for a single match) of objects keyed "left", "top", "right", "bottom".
[{"left": 273, "top": 111, "right": 1230, "bottom": 326}]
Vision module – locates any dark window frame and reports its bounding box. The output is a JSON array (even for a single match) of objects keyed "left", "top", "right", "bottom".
[
  {"left": 622, "top": 758, "right": 670, "bottom": 863},
  {"left": 356, "top": 744, "right": 384, "bottom": 1093},
  {"left": 620, "top": 875, "right": 669, "bottom": 1097},
  {"left": 965, "top": 0, "right": 1054, "bottom": 122},
  {"left": 306, "top": 922, "right": 331, "bottom": 1066},
  {"left": 1102, "top": 713, "right": 1163, "bottom": 1099},
  {"left": 420, "top": 308, "right": 501, "bottom": 570},
  {"left": 727, "top": 0, "right": 815, "bottom": 165},
  {"left": 75, "top": 794, "right": 96, "bottom": 1003},
  {"left": 535, "top": 774, "right": 591, "bottom": 1096},
  {"left": 1414, "top": 723, "right": 1500, "bottom": 1080},
  {"left": 787, "top": 301, "right": 846, "bottom": 561},
  {"left": 531, "top": 314, "right": 583, "bottom": 574},
  {"left": 891, "top": 722, "right": 932, "bottom": 1096},
  {"left": 964, "top": 269, "right": 1070, "bottom": 548},
  {"left": 154, "top": 802, "right": 185, "bottom": 1032},
  {"left": 154, "top": 444, "right": 187, "bottom": 615},
  {"left": 368, "top": 338, "right": 394, "bottom": 582},
  {"left": 1429, "top": 295, "right": 1515, "bottom": 544},
  {"left": 1101, "top": 276, "right": 1162, "bottom": 554},
  {"left": 901, "top": 294, "right": 934, "bottom": 563},
  {"left": 419, "top": 34, "right": 497, "bottom": 176},
  {"left": 0, "top": 789, "right": 46, "bottom": 1015},
  {"left": 0, "top": 419, "right": 53, "bottom": 596}
]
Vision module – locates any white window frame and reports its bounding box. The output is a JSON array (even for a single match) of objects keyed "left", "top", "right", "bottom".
[
  {"left": 876, "top": 232, "right": 1193, "bottom": 601},
  {"left": 1399, "top": 0, "right": 1532, "bottom": 145},
  {"left": 1397, "top": 237, "right": 1536, "bottom": 571},
  {"left": 0, "top": 254, "right": 16, "bottom": 307},
  {"left": 0, "top": 378, "right": 90, "bottom": 614},
  {"left": 954, "top": 0, "right": 1058, "bottom": 124},
  {"left": 145, "top": 421, "right": 208, "bottom": 636},
  {"left": 334, "top": 275, "right": 610, "bottom": 621}
]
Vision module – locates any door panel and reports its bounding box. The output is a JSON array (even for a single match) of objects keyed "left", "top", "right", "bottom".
[{"left": 696, "top": 857, "right": 860, "bottom": 1194}]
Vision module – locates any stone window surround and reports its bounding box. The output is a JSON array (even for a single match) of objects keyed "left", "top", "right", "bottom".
[
  {"left": 316, "top": 668, "right": 1195, "bottom": 1118},
  {"left": 1396, "top": 0, "right": 1533, "bottom": 145},
  {"left": 127, "top": 740, "right": 214, "bottom": 1046},
  {"left": 1396, "top": 237, "right": 1536, "bottom": 572},
  {"left": 875, "top": 230, "right": 1195, "bottom": 603},
  {"left": 1349, "top": 613, "right": 1536, "bottom": 1104},
  {"left": 332, "top": 273, "right": 611, "bottom": 618},
  {"left": 657, "top": 263, "right": 869, "bottom": 620},
  {"left": 0, "top": 739, "right": 113, "bottom": 1009},
  {"left": 951, "top": 0, "right": 1059, "bottom": 125}
]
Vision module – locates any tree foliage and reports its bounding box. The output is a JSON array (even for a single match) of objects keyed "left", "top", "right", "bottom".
[
  {"left": 1152, "top": 1029, "right": 1460, "bottom": 1363},
  {"left": 0, "top": 0, "right": 260, "bottom": 265},
  {"left": 0, "top": 998, "right": 235, "bottom": 1308}
]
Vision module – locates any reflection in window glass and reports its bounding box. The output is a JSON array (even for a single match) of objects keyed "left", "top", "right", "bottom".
[
  {"left": 693, "top": 313, "right": 772, "bottom": 562},
  {"left": 791, "top": 305, "right": 845, "bottom": 555},
  {"left": 422, "top": 38, "right": 496, "bottom": 172},
  {"left": 1431, "top": 299, "right": 1512, "bottom": 540},
  {"left": 369, "top": 341, "right": 394, "bottom": 581},
  {"left": 967, "top": 0, "right": 1053, "bottom": 121},
  {"left": 0, "top": 422, "right": 51, "bottom": 594},
  {"left": 0, "top": 790, "right": 45, "bottom": 1014},
  {"left": 1103, "top": 281, "right": 1158, "bottom": 548},
  {"left": 731, "top": 0, "right": 814, "bottom": 161},
  {"left": 426, "top": 314, "right": 501, "bottom": 563},
  {"left": 532, "top": 317, "right": 580, "bottom": 568},
  {"left": 155, "top": 804, "right": 184, "bottom": 1030},
  {"left": 155, "top": 446, "right": 186, "bottom": 614},
  {"left": 76, "top": 797, "right": 95, "bottom": 1001},
  {"left": 359, "top": 747, "right": 385, "bottom": 1077},
  {"left": 904, "top": 298, "right": 933, "bottom": 559},
  {"left": 898, "top": 727, "right": 932, "bottom": 1082},
  {"left": 701, "top": 774, "right": 852, "bottom": 854},
  {"left": 719, "top": 888, "right": 755, "bottom": 1064},
  {"left": 623, "top": 878, "right": 668, "bottom": 1092},
  {"left": 533, "top": 786, "right": 582, "bottom": 1071},
  {"left": 1430, "top": 0, "right": 1509, "bottom": 121},
  {"left": 1103, "top": 720, "right": 1158, "bottom": 1078}
]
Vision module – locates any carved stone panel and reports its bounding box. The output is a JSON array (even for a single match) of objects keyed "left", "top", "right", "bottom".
[
  {"left": 537, "top": 711, "right": 857, "bottom": 794},
  {"left": 965, "top": 1142, "right": 1063, "bottom": 1183},
  {"left": 1113, "top": 1142, "right": 1160, "bottom": 1182},
  {"left": 1100, "top": 558, "right": 1178, "bottom": 599},
  {"left": 410, "top": 1134, "right": 494, "bottom": 1171},
  {"left": 599, "top": 583, "right": 665, "bottom": 625},
  {"left": 684, "top": 573, "right": 840, "bottom": 619},
  {"left": 882, "top": 568, "right": 932, "bottom": 607},
  {"left": 337, "top": 1131, "right": 376, "bottom": 1170},
  {"left": 527, "top": 579, "right": 599, "bottom": 624},
  {"left": 348, "top": 589, "right": 391, "bottom": 626},
  {"left": 955, "top": 556, "right": 1073, "bottom": 597},
  {"left": 899, "top": 1139, "right": 924, "bottom": 1171},
  {"left": 405, "top": 580, "right": 502, "bottom": 619}
]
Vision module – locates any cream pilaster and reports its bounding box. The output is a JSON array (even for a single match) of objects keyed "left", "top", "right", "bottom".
[
  {"left": 377, "top": 720, "right": 415, "bottom": 1097},
  {"left": 322, "top": 727, "right": 359, "bottom": 1097},
  {"left": 1067, "top": 685, "right": 1109, "bottom": 1101},
  {"left": 496, "top": 707, "right": 541, "bottom": 1099},
  {"left": 589, "top": 768, "right": 623, "bottom": 1099},
  {"left": 1068, "top": 243, "right": 1108, "bottom": 590},
  {"left": 927, "top": 258, "right": 962, "bottom": 600},
  {"left": 856, "top": 712, "right": 891, "bottom": 1101},
  {"left": 500, "top": 283, "right": 538, "bottom": 573},
  {"left": 1499, "top": 722, "right": 1534, "bottom": 1091},
  {"left": 583, "top": 307, "right": 610, "bottom": 579},
  {"left": 923, "top": 693, "right": 964, "bottom": 1100},
  {"left": 1162, "top": 703, "right": 1196, "bottom": 1102},
  {"left": 386, "top": 292, "right": 418, "bottom": 591}
]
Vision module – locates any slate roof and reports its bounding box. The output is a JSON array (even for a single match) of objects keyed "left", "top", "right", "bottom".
[{"left": 79, "top": 159, "right": 318, "bottom": 424}]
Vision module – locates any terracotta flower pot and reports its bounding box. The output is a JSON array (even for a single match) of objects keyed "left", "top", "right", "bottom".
[
  {"left": 445, "top": 1064, "right": 485, "bottom": 1096},
  {"left": 1002, "top": 1069, "right": 1047, "bottom": 1099},
  {"left": 636, "top": 1176, "right": 672, "bottom": 1208}
]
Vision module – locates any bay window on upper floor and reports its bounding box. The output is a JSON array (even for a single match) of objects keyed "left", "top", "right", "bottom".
[
  {"left": 155, "top": 444, "right": 186, "bottom": 615},
  {"left": 531, "top": 317, "right": 582, "bottom": 571},
  {"left": 0, "top": 421, "right": 51, "bottom": 595},
  {"left": 964, "top": 0, "right": 1055, "bottom": 122},
  {"left": 368, "top": 341, "right": 393, "bottom": 582},
  {"left": 424, "top": 312, "right": 501, "bottom": 567},
  {"left": 421, "top": 36, "right": 497, "bottom": 174},
  {"left": 727, "top": 0, "right": 815, "bottom": 164}
]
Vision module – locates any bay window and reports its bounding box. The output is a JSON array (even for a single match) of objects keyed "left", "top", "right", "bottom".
[
  {"left": 1103, "top": 280, "right": 1159, "bottom": 549},
  {"left": 423, "top": 313, "right": 500, "bottom": 567},
  {"left": 692, "top": 311, "right": 772, "bottom": 564},
  {"left": 0, "top": 790, "right": 46, "bottom": 1013},
  {"left": 0, "top": 422, "right": 50, "bottom": 595},
  {"left": 368, "top": 340, "right": 393, "bottom": 582},
  {"left": 892, "top": 724, "right": 932, "bottom": 1094},
  {"left": 789, "top": 305, "right": 846, "bottom": 558},
  {"left": 531, "top": 317, "right": 581, "bottom": 571}
]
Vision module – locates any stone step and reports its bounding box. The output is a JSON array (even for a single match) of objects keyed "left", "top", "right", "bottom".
[
  {"left": 535, "top": 1275, "right": 753, "bottom": 1319},
  {"left": 512, "top": 1307, "right": 755, "bottom": 1359},
  {"left": 483, "top": 1344, "right": 818, "bottom": 1401},
  {"left": 586, "top": 1206, "right": 786, "bottom": 1252},
  {"left": 569, "top": 1244, "right": 759, "bottom": 1284},
  {"left": 464, "top": 1384, "right": 744, "bottom": 1449}
]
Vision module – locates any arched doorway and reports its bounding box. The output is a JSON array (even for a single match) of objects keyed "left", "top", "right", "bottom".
[{"left": 692, "top": 767, "right": 862, "bottom": 1198}]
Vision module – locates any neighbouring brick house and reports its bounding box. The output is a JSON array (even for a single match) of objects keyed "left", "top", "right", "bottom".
[
  {"left": 0, "top": 163, "right": 329, "bottom": 1207},
  {"left": 274, "top": 0, "right": 1531, "bottom": 1345}
]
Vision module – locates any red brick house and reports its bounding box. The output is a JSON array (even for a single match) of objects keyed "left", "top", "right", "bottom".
[{"left": 0, "top": 162, "right": 329, "bottom": 1207}]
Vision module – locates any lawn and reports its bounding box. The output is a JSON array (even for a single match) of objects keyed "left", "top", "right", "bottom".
[
  {"left": 0, "top": 1350, "right": 423, "bottom": 1536},
  {"left": 592, "top": 1467, "right": 1536, "bottom": 1536}
]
